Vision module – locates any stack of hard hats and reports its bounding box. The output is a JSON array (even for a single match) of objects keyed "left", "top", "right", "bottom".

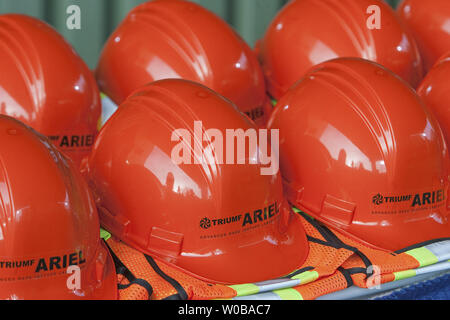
[
  {"left": 0, "top": 0, "right": 449, "bottom": 300},
  {"left": 398, "top": 0, "right": 450, "bottom": 148},
  {"left": 0, "top": 15, "right": 116, "bottom": 300},
  {"left": 257, "top": 0, "right": 450, "bottom": 253},
  {"left": 91, "top": 0, "right": 309, "bottom": 285}
]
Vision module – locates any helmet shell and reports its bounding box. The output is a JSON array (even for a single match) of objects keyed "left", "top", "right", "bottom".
[
  {"left": 417, "top": 52, "right": 450, "bottom": 151},
  {"left": 269, "top": 58, "right": 450, "bottom": 252},
  {"left": 96, "top": 0, "right": 271, "bottom": 126},
  {"left": 87, "top": 79, "right": 308, "bottom": 284},
  {"left": 0, "top": 116, "right": 117, "bottom": 300},
  {"left": 258, "top": 0, "right": 423, "bottom": 100},
  {"left": 398, "top": 0, "right": 450, "bottom": 73}
]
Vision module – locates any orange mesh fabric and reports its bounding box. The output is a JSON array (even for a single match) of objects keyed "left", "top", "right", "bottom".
[
  {"left": 117, "top": 275, "right": 151, "bottom": 300},
  {"left": 296, "top": 272, "right": 349, "bottom": 300},
  {"left": 107, "top": 237, "right": 236, "bottom": 300},
  {"left": 150, "top": 257, "right": 235, "bottom": 300},
  {"left": 108, "top": 238, "right": 178, "bottom": 300},
  {"left": 300, "top": 241, "right": 353, "bottom": 278},
  {"left": 293, "top": 213, "right": 356, "bottom": 281},
  {"left": 326, "top": 224, "right": 420, "bottom": 288},
  {"left": 103, "top": 212, "right": 429, "bottom": 300},
  {"left": 334, "top": 229, "right": 420, "bottom": 274},
  {"left": 297, "top": 213, "right": 422, "bottom": 290},
  {"left": 300, "top": 214, "right": 328, "bottom": 242}
]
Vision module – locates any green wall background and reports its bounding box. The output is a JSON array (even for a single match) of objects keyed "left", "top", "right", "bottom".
[{"left": 0, "top": 0, "right": 402, "bottom": 68}]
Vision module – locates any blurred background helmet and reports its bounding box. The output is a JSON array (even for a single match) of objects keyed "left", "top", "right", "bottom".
[
  {"left": 0, "top": 14, "right": 101, "bottom": 167},
  {"left": 257, "top": 0, "right": 423, "bottom": 100},
  {"left": 417, "top": 52, "right": 450, "bottom": 150},
  {"left": 398, "top": 0, "right": 450, "bottom": 74},
  {"left": 96, "top": 0, "right": 271, "bottom": 126}
]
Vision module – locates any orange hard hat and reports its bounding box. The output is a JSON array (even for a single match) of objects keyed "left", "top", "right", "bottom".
[
  {"left": 0, "top": 14, "right": 101, "bottom": 167},
  {"left": 398, "top": 0, "right": 450, "bottom": 73},
  {"left": 417, "top": 52, "right": 450, "bottom": 149},
  {"left": 268, "top": 58, "right": 450, "bottom": 252},
  {"left": 96, "top": 0, "right": 271, "bottom": 126},
  {"left": 86, "top": 79, "right": 308, "bottom": 284},
  {"left": 0, "top": 115, "right": 117, "bottom": 300},
  {"left": 257, "top": 0, "right": 423, "bottom": 100}
]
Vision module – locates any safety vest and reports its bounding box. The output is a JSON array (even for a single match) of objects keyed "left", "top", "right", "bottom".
[{"left": 101, "top": 210, "right": 450, "bottom": 300}]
